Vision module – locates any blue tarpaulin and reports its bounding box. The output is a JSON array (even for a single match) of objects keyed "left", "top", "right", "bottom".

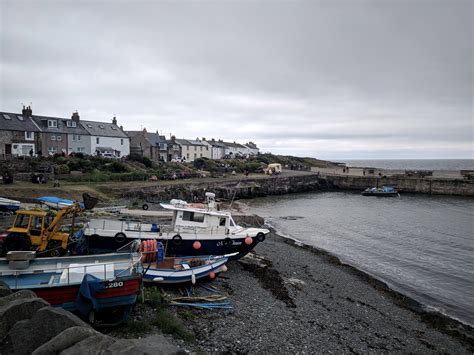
[{"left": 75, "top": 274, "right": 105, "bottom": 315}]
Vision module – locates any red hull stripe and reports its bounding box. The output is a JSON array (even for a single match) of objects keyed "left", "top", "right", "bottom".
[{"left": 33, "top": 278, "right": 141, "bottom": 305}]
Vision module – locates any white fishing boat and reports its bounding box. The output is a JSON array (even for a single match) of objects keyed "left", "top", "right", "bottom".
[
  {"left": 85, "top": 192, "right": 269, "bottom": 259},
  {"left": 0, "top": 197, "right": 21, "bottom": 213}
]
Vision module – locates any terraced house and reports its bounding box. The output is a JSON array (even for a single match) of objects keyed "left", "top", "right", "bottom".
[
  {"left": 0, "top": 107, "right": 41, "bottom": 158},
  {"left": 0, "top": 107, "right": 130, "bottom": 158}
]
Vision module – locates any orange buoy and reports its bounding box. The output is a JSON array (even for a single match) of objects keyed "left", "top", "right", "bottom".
[
  {"left": 193, "top": 241, "right": 202, "bottom": 249},
  {"left": 244, "top": 237, "right": 253, "bottom": 245},
  {"left": 209, "top": 271, "right": 216, "bottom": 279}
]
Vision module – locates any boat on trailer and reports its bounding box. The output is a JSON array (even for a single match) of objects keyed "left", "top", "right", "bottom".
[
  {"left": 85, "top": 192, "right": 269, "bottom": 259},
  {"left": 0, "top": 250, "right": 142, "bottom": 325},
  {"left": 362, "top": 186, "right": 400, "bottom": 197}
]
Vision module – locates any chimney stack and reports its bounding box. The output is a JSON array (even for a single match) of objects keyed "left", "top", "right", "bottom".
[
  {"left": 71, "top": 111, "right": 80, "bottom": 122},
  {"left": 112, "top": 116, "right": 117, "bottom": 125}
]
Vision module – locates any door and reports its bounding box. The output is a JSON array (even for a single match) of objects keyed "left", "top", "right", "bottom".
[{"left": 5, "top": 144, "right": 11, "bottom": 155}]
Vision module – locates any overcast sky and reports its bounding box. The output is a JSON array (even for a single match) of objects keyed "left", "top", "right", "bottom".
[{"left": 0, "top": 0, "right": 472, "bottom": 160}]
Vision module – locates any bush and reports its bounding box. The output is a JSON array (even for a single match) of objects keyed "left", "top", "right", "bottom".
[
  {"left": 56, "top": 164, "right": 70, "bottom": 174},
  {"left": 105, "top": 161, "right": 129, "bottom": 173}
]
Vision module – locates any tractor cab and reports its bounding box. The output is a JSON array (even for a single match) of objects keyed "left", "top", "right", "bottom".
[{"left": 9, "top": 210, "right": 49, "bottom": 247}]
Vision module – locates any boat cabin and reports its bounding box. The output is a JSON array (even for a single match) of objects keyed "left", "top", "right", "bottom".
[{"left": 161, "top": 195, "right": 239, "bottom": 235}]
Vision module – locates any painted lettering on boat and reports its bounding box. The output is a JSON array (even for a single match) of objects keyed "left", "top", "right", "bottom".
[{"left": 105, "top": 281, "right": 124, "bottom": 289}]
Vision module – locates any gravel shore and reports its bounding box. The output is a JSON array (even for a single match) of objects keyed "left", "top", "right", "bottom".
[
  {"left": 172, "top": 232, "right": 470, "bottom": 353},
  {"left": 112, "top": 230, "right": 472, "bottom": 354}
]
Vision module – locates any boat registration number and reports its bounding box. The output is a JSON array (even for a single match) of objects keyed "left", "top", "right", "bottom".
[{"left": 104, "top": 281, "right": 124, "bottom": 289}]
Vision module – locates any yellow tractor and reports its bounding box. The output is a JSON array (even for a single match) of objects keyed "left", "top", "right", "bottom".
[{"left": 3, "top": 193, "right": 98, "bottom": 257}]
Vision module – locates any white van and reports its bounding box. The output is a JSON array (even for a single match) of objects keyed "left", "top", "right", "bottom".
[{"left": 265, "top": 163, "right": 282, "bottom": 175}]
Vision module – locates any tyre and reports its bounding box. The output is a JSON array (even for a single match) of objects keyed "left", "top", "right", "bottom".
[
  {"left": 172, "top": 234, "right": 182, "bottom": 245},
  {"left": 256, "top": 232, "right": 266, "bottom": 242},
  {"left": 142, "top": 204, "right": 149, "bottom": 210},
  {"left": 114, "top": 233, "right": 127, "bottom": 243},
  {"left": 4, "top": 233, "right": 31, "bottom": 253}
]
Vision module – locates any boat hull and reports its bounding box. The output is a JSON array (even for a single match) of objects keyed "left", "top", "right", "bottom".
[
  {"left": 143, "top": 256, "right": 228, "bottom": 284},
  {"left": 361, "top": 192, "right": 399, "bottom": 197},
  {"left": 88, "top": 235, "right": 260, "bottom": 260}
]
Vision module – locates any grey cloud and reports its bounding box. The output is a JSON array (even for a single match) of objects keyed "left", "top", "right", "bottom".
[{"left": 0, "top": 0, "right": 472, "bottom": 159}]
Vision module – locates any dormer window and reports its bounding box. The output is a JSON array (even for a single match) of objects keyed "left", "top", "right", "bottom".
[
  {"left": 48, "top": 120, "right": 57, "bottom": 128},
  {"left": 66, "top": 121, "right": 77, "bottom": 128}
]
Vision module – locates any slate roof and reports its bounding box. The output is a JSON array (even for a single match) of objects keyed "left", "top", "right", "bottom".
[
  {"left": 146, "top": 133, "right": 167, "bottom": 146},
  {"left": 0, "top": 112, "right": 42, "bottom": 132},
  {"left": 208, "top": 139, "right": 226, "bottom": 148},
  {"left": 175, "top": 139, "right": 207, "bottom": 147},
  {"left": 80, "top": 120, "right": 128, "bottom": 138},
  {"left": 223, "top": 141, "right": 247, "bottom": 148},
  {"left": 32, "top": 115, "right": 88, "bottom": 135}
]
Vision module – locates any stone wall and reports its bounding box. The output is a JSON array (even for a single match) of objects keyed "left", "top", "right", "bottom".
[{"left": 113, "top": 173, "right": 474, "bottom": 200}]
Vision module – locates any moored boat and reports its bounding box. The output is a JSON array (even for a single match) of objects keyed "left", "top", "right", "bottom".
[
  {"left": 362, "top": 186, "right": 400, "bottom": 197},
  {"left": 0, "top": 250, "right": 142, "bottom": 325},
  {"left": 85, "top": 192, "right": 269, "bottom": 259}
]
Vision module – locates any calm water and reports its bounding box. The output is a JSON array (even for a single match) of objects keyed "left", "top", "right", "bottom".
[
  {"left": 343, "top": 159, "right": 474, "bottom": 171},
  {"left": 245, "top": 192, "right": 474, "bottom": 326}
]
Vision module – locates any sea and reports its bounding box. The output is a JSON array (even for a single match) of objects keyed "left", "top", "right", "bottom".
[
  {"left": 244, "top": 191, "right": 474, "bottom": 327},
  {"left": 342, "top": 159, "right": 474, "bottom": 171}
]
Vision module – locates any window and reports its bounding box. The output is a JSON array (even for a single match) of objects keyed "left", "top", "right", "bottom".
[
  {"left": 48, "top": 120, "right": 57, "bottom": 128},
  {"left": 77, "top": 147, "right": 85, "bottom": 152},
  {"left": 200, "top": 153, "right": 202, "bottom": 157},
  {"left": 17, "top": 115, "right": 24, "bottom": 121},
  {"left": 51, "top": 135, "right": 56, "bottom": 141},
  {"left": 72, "top": 135, "right": 77, "bottom": 141},
  {"left": 194, "top": 146, "right": 197, "bottom": 151},
  {"left": 66, "top": 121, "right": 77, "bottom": 128},
  {"left": 14, "top": 214, "right": 30, "bottom": 228},
  {"left": 86, "top": 124, "right": 92, "bottom": 128},
  {"left": 182, "top": 211, "right": 205, "bottom": 223},
  {"left": 57, "top": 136, "right": 62, "bottom": 141},
  {"left": 96, "top": 137, "right": 100, "bottom": 144},
  {"left": 194, "top": 153, "right": 197, "bottom": 158},
  {"left": 121, "top": 139, "right": 124, "bottom": 145},
  {"left": 3, "top": 114, "right": 11, "bottom": 120},
  {"left": 48, "top": 147, "right": 57, "bottom": 154},
  {"left": 99, "top": 125, "right": 105, "bottom": 129},
  {"left": 206, "top": 146, "right": 209, "bottom": 151},
  {"left": 78, "top": 135, "right": 81, "bottom": 141},
  {"left": 186, "top": 153, "right": 189, "bottom": 159},
  {"left": 25, "top": 132, "right": 34, "bottom": 140},
  {"left": 200, "top": 146, "right": 203, "bottom": 151},
  {"left": 219, "top": 217, "right": 227, "bottom": 226}
]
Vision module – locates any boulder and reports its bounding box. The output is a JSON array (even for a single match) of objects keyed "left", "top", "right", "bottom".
[
  {"left": 4, "top": 306, "right": 89, "bottom": 355},
  {"left": 0, "top": 281, "right": 12, "bottom": 297},
  {"left": 0, "top": 298, "right": 49, "bottom": 340},
  {"left": 61, "top": 334, "right": 117, "bottom": 355},
  {"left": 0, "top": 290, "right": 37, "bottom": 307},
  {"left": 32, "top": 326, "right": 98, "bottom": 355}
]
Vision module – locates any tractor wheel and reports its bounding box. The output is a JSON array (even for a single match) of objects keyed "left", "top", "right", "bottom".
[
  {"left": 4, "top": 233, "right": 32, "bottom": 253},
  {"left": 46, "top": 240, "right": 67, "bottom": 257}
]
